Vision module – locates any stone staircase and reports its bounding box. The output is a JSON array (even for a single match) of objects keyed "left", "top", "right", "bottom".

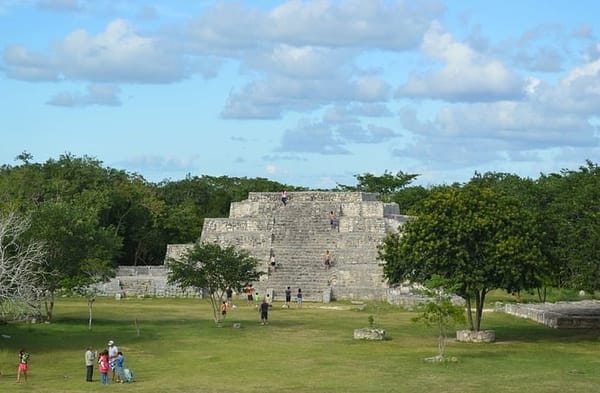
[
  {"left": 95, "top": 192, "right": 410, "bottom": 302},
  {"left": 199, "top": 192, "right": 408, "bottom": 302}
]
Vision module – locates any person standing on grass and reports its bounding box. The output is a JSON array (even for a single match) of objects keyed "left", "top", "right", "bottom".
[
  {"left": 220, "top": 301, "right": 228, "bottom": 319},
  {"left": 107, "top": 340, "right": 119, "bottom": 382},
  {"left": 85, "top": 346, "right": 96, "bottom": 382},
  {"left": 16, "top": 349, "right": 29, "bottom": 383},
  {"left": 115, "top": 352, "right": 125, "bottom": 383},
  {"left": 296, "top": 288, "right": 303, "bottom": 308},
  {"left": 260, "top": 298, "right": 270, "bottom": 325},
  {"left": 245, "top": 284, "right": 254, "bottom": 305},
  {"left": 255, "top": 292, "right": 261, "bottom": 308},
  {"left": 226, "top": 287, "right": 233, "bottom": 308},
  {"left": 98, "top": 350, "right": 109, "bottom": 385},
  {"left": 285, "top": 286, "right": 292, "bottom": 308}
]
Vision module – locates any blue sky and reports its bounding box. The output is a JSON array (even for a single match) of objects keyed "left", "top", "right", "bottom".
[{"left": 1, "top": 0, "right": 599, "bottom": 188}]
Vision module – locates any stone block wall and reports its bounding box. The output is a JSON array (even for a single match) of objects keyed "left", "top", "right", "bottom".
[
  {"left": 103, "top": 191, "right": 420, "bottom": 303},
  {"left": 199, "top": 191, "right": 409, "bottom": 301}
]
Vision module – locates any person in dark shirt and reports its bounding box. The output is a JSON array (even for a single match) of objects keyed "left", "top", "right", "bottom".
[{"left": 260, "top": 299, "right": 270, "bottom": 325}]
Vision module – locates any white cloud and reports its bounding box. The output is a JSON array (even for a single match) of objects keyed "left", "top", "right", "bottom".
[
  {"left": 279, "top": 120, "right": 350, "bottom": 154},
  {"left": 221, "top": 75, "right": 390, "bottom": 119},
  {"left": 3, "top": 45, "right": 59, "bottom": 81},
  {"left": 47, "top": 84, "right": 121, "bottom": 106},
  {"left": 265, "top": 164, "right": 277, "bottom": 175},
  {"left": 55, "top": 19, "right": 187, "bottom": 83},
  {"left": 265, "top": 0, "right": 440, "bottom": 49},
  {"left": 397, "top": 22, "right": 524, "bottom": 102},
  {"left": 249, "top": 44, "right": 349, "bottom": 79}
]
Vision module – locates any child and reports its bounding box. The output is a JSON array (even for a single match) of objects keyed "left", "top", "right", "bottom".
[
  {"left": 254, "top": 292, "right": 261, "bottom": 308},
  {"left": 98, "top": 350, "right": 110, "bottom": 385},
  {"left": 220, "top": 301, "right": 227, "bottom": 319},
  {"left": 17, "top": 349, "right": 29, "bottom": 383},
  {"left": 116, "top": 352, "right": 125, "bottom": 383},
  {"left": 296, "top": 288, "right": 303, "bottom": 309}
]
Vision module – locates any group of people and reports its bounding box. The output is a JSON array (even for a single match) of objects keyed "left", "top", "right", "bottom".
[
  {"left": 220, "top": 284, "right": 304, "bottom": 325},
  {"left": 4, "top": 342, "right": 127, "bottom": 385},
  {"left": 85, "top": 340, "right": 130, "bottom": 384},
  {"left": 284, "top": 286, "right": 303, "bottom": 308}
]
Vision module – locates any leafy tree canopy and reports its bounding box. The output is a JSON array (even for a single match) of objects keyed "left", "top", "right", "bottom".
[
  {"left": 379, "top": 180, "right": 546, "bottom": 331},
  {"left": 337, "top": 170, "right": 419, "bottom": 201},
  {"left": 167, "top": 242, "right": 262, "bottom": 324}
]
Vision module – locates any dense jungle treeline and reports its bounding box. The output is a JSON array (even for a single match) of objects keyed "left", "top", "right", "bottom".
[
  {"left": 1, "top": 153, "right": 599, "bottom": 296},
  {"left": 0, "top": 152, "right": 305, "bottom": 269}
]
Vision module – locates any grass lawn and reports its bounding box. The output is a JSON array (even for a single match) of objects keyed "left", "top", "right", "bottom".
[{"left": 0, "top": 296, "right": 599, "bottom": 393}]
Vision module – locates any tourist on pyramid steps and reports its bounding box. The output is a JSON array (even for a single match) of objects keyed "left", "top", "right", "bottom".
[
  {"left": 328, "top": 211, "right": 337, "bottom": 228},
  {"left": 281, "top": 190, "right": 288, "bottom": 206},
  {"left": 323, "top": 250, "right": 333, "bottom": 270},
  {"left": 285, "top": 286, "right": 292, "bottom": 308},
  {"left": 260, "top": 298, "right": 270, "bottom": 325},
  {"left": 296, "top": 288, "right": 303, "bottom": 308},
  {"left": 245, "top": 284, "right": 254, "bottom": 305},
  {"left": 270, "top": 253, "right": 276, "bottom": 273}
]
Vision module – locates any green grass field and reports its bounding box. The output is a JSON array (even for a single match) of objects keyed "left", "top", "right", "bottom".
[{"left": 0, "top": 296, "right": 598, "bottom": 393}]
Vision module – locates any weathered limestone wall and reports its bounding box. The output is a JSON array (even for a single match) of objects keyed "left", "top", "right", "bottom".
[
  {"left": 92, "top": 266, "right": 200, "bottom": 298},
  {"left": 197, "top": 191, "right": 409, "bottom": 302},
  {"left": 497, "top": 300, "right": 600, "bottom": 329}
]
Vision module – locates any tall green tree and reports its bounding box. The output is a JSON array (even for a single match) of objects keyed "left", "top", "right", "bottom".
[
  {"left": 30, "top": 197, "right": 120, "bottom": 320},
  {"left": 379, "top": 181, "right": 545, "bottom": 331},
  {"left": 337, "top": 170, "right": 419, "bottom": 202},
  {"left": 0, "top": 154, "right": 124, "bottom": 319},
  {"left": 541, "top": 161, "right": 600, "bottom": 291},
  {"left": 167, "top": 242, "right": 262, "bottom": 324},
  {"left": 468, "top": 172, "right": 559, "bottom": 301}
]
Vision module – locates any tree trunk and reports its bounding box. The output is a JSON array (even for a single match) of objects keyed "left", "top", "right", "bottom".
[
  {"left": 464, "top": 296, "right": 474, "bottom": 331},
  {"left": 209, "top": 293, "right": 220, "bottom": 325},
  {"left": 88, "top": 298, "right": 94, "bottom": 330},
  {"left": 474, "top": 289, "right": 487, "bottom": 332},
  {"left": 44, "top": 292, "right": 55, "bottom": 321},
  {"left": 537, "top": 286, "right": 547, "bottom": 302},
  {"left": 438, "top": 324, "right": 446, "bottom": 357}
]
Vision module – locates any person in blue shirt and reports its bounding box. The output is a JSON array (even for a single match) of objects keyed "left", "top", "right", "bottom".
[{"left": 115, "top": 352, "right": 125, "bottom": 383}]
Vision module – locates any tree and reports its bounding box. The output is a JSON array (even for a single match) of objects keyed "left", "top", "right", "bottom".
[
  {"left": 29, "top": 197, "right": 120, "bottom": 320},
  {"left": 337, "top": 170, "right": 419, "bottom": 202},
  {"left": 541, "top": 161, "right": 600, "bottom": 292},
  {"left": 0, "top": 211, "right": 48, "bottom": 321},
  {"left": 167, "top": 242, "right": 262, "bottom": 324},
  {"left": 379, "top": 182, "right": 545, "bottom": 332},
  {"left": 412, "top": 277, "right": 465, "bottom": 360}
]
